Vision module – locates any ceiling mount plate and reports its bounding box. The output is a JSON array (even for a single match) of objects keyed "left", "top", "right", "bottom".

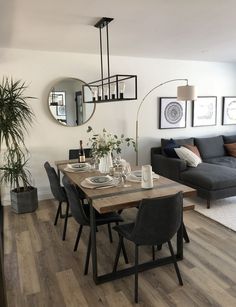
[{"left": 94, "top": 17, "right": 114, "bottom": 29}]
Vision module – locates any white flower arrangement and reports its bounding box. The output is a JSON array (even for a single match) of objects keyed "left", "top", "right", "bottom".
[{"left": 87, "top": 126, "right": 136, "bottom": 158}]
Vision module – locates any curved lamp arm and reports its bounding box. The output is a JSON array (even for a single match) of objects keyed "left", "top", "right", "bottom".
[{"left": 135, "top": 78, "right": 192, "bottom": 166}]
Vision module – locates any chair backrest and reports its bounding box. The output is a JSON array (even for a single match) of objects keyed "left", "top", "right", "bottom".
[
  {"left": 44, "top": 161, "right": 67, "bottom": 202},
  {"left": 69, "top": 148, "right": 91, "bottom": 160},
  {"left": 130, "top": 192, "right": 183, "bottom": 245},
  {"left": 62, "top": 176, "right": 89, "bottom": 226}
]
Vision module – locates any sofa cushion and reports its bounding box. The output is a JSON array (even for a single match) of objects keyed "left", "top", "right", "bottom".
[
  {"left": 163, "top": 139, "right": 180, "bottom": 158},
  {"left": 204, "top": 156, "right": 236, "bottom": 168},
  {"left": 175, "top": 147, "right": 202, "bottom": 167},
  {"left": 194, "top": 136, "right": 226, "bottom": 160},
  {"left": 183, "top": 144, "right": 201, "bottom": 158},
  {"left": 224, "top": 143, "right": 236, "bottom": 157},
  {"left": 161, "top": 137, "right": 194, "bottom": 155},
  {"left": 223, "top": 134, "right": 236, "bottom": 144},
  {"left": 180, "top": 163, "right": 236, "bottom": 190}
]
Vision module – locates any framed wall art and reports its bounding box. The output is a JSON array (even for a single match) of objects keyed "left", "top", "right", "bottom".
[
  {"left": 49, "top": 91, "right": 66, "bottom": 106},
  {"left": 159, "top": 97, "right": 186, "bottom": 129},
  {"left": 222, "top": 97, "right": 236, "bottom": 125},
  {"left": 192, "top": 96, "right": 217, "bottom": 127},
  {"left": 56, "top": 105, "right": 66, "bottom": 116}
]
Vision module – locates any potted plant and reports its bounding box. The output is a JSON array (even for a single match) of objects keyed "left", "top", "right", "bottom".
[{"left": 0, "top": 77, "right": 38, "bottom": 213}]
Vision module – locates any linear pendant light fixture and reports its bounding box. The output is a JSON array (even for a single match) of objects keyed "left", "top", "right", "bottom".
[{"left": 82, "top": 17, "right": 137, "bottom": 103}]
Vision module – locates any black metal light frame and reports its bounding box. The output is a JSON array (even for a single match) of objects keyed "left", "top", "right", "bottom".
[{"left": 82, "top": 17, "right": 137, "bottom": 103}]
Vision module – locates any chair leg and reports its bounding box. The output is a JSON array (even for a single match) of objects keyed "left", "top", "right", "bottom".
[
  {"left": 59, "top": 203, "right": 63, "bottom": 218},
  {"left": 73, "top": 225, "right": 83, "bottom": 252},
  {"left": 84, "top": 231, "right": 91, "bottom": 275},
  {"left": 107, "top": 223, "right": 113, "bottom": 243},
  {"left": 134, "top": 244, "right": 139, "bottom": 303},
  {"left": 113, "top": 235, "right": 123, "bottom": 272},
  {"left": 167, "top": 240, "right": 183, "bottom": 286},
  {"left": 183, "top": 223, "right": 190, "bottom": 243},
  {"left": 156, "top": 244, "right": 162, "bottom": 251},
  {"left": 121, "top": 237, "right": 129, "bottom": 264},
  {"left": 152, "top": 246, "right": 155, "bottom": 261},
  {"left": 54, "top": 201, "right": 62, "bottom": 225},
  {"left": 62, "top": 202, "right": 69, "bottom": 241}
]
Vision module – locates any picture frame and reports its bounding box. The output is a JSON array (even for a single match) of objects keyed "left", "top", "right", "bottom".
[
  {"left": 192, "top": 96, "right": 217, "bottom": 127},
  {"left": 56, "top": 105, "right": 66, "bottom": 116},
  {"left": 222, "top": 96, "right": 236, "bottom": 125},
  {"left": 49, "top": 91, "right": 65, "bottom": 106},
  {"left": 159, "top": 97, "right": 186, "bottom": 129}
]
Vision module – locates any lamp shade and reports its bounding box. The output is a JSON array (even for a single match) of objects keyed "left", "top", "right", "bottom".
[{"left": 177, "top": 85, "right": 196, "bottom": 101}]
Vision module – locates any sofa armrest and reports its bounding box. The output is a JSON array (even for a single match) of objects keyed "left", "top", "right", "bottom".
[{"left": 151, "top": 153, "right": 187, "bottom": 181}]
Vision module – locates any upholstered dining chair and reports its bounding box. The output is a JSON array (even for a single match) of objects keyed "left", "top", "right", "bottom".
[
  {"left": 44, "top": 161, "right": 70, "bottom": 241},
  {"left": 113, "top": 192, "right": 184, "bottom": 303},
  {"left": 62, "top": 176, "right": 128, "bottom": 275},
  {"left": 68, "top": 148, "right": 115, "bottom": 243}
]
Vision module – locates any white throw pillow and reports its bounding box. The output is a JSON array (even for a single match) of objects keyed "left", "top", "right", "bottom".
[{"left": 174, "top": 147, "right": 202, "bottom": 167}]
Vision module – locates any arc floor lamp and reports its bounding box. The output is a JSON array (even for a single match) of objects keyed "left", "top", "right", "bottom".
[{"left": 135, "top": 79, "right": 197, "bottom": 165}]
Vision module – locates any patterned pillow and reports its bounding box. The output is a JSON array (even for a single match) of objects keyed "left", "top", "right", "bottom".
[{"left": 174, "top": 147, "right": 202, "bottom": 167}]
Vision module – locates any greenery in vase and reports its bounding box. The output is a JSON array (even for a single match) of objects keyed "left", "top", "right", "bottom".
[
  {"left": 0, "top": 77, "right": 35, "bottom": 192},
  {"left": 87, "top": 126, "right": 136, "bottom": 158}
]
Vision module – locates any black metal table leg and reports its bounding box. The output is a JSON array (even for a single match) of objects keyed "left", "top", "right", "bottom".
[
  {"left": 89, "top": 203, "right": 184, "bottom": 285},
  {"left": 90, "top": 201, "right": 98, "bottom": 284}
]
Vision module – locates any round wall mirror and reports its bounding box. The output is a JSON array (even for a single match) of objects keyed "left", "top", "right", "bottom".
[{"left": 48, "top": 78, "right": 95, "bottom": 126}]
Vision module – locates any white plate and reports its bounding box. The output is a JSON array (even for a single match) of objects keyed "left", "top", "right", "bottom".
[
  {"left": 131, "top": 170, "right": 142, "bottom": 178},
  {"left": 67, "top": 163, "right": 90, "bottom": 170},
  {"left": 86, "top": 175, "right": 113, "bottom": 186},
  {"left": 127, "top": 172, "right": 160, "bottom": 182}
]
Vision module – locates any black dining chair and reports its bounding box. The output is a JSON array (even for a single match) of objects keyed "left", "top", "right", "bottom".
[
  {"left": 113, "top": 192, "right": 184, "bottom": 303},
  {"left": 62, "top": 176, "right": 128, "bottom": 275},
  {"left": 69, "top": 148, "right": 91, "bottom": 160},
  {"left": 44, "top": 161, "right": 70, "bottom": 241},
  {"left": 68, "top": 148, "right": 114, "bottom": 243}
]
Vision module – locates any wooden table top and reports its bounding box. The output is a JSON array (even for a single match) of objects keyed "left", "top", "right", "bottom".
[{"left": 56, "top": 161, "right": 196, "bottom": 214}]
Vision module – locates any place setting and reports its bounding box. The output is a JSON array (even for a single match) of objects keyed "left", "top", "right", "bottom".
[{"left": 64, "top": 162, "right": 91, "bottom": 173}]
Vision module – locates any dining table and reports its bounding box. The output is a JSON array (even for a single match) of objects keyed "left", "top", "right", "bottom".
[{"left": 55, "top": 159, "right": 196, "bottom": 285}]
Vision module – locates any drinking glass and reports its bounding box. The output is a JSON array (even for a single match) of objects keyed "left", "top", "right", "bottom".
[
  {"left": 121, "top": 162, "right": 131, "bottom": 187},
  {"left": 113, "top": 166, "right": 123, "bottom": 186}
]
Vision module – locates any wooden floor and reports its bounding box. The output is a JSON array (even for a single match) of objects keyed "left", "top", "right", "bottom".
[{"left": 3, "top": 199, "right": 236, "bottom": 307}]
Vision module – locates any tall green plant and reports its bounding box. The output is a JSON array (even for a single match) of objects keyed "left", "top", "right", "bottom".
[
  {"left": 0, "top": 77, "right": 35, "bottom": 192},
  {"left": 0, "top": 78, "right": 34, "bottom": 151}
]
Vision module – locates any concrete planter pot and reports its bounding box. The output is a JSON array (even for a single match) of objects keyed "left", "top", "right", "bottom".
[{"left": 10, "top": 186, "right": 38, "bottom": 214}]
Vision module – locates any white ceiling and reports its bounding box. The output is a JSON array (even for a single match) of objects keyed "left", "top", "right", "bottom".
[{"left": 2, "top": 0, "right": 236, "bottom": 62}]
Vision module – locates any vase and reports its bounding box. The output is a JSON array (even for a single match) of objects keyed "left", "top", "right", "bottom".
[{"left": 99, "top": 152, "right": 113, "bottom": 173}]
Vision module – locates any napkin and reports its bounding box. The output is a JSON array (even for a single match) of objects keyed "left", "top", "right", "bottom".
[{"left": 141, "top": 165, "right": 153, "bottom": 189}]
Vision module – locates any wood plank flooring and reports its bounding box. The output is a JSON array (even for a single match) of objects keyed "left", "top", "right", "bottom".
[{"left": 3, "top": 199, "right": 236, "bottom": 306}]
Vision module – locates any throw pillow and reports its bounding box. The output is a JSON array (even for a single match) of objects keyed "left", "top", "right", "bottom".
[
  {"left": 163, "top": 139, "right": 180, "bottom": 158},
  {"left": 183, "top": 144, "right": 202, "bottom": 159},
  {"left": 174, "top": 147, "right": 202, "bottom": 167},
  {"left": 224, "top": 143, "right": 236, "bottom": 157}
]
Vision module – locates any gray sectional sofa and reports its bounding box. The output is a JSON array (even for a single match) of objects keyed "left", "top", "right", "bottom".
[{"left": 151, "top": 135, "right": 236, "bottom": 208}]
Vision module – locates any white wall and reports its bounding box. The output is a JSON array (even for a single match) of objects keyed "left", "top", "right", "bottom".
[{"left": 1, "top": 47, "right": 236, "bottom": 204}]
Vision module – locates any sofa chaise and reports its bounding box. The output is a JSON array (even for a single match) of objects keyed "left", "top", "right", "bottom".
[{"left": 151, "top": 135, "right": 236, "bottom": 208}]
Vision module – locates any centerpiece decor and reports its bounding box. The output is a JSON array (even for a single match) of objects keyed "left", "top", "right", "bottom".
[{"left": 87, "top": 126, "right": 135, "bottom": 173}]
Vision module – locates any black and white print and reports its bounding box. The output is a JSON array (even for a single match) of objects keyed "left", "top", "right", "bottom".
[
  {"left": 222, "top": 97, "right": 236, "bottom": 125},
  {"left": 192, "top": 96, "right": 217, "bottom": 127},
  {"left": 159, "top": 97, "right": 186, "bottom": 129}
]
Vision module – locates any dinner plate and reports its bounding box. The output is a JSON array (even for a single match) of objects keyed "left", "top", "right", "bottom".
[
  {"left": 127, "top": 171, "right": 160, "bottom": 182},
  {"left": 86, "top": 175, "right": 113, "bottom": 186},
  {"left": 67, "top": 163, "right": 90, "bottom": 170},
  {"left": 131, "top": 170, "right": 142, "bottom": 178}
]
